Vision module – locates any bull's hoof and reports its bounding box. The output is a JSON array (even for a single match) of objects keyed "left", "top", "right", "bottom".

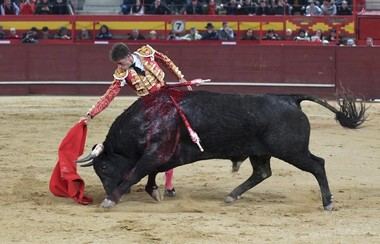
[
  {"left": 151, "top": 188, "right": 162, "bottom": 202},
  {"left": 224, "top": 195, "right": 240, "bottom": 203},
  {"left": 323, "top": 195, "right": 334, "bottom": 211},
  {"left": 324, "top": 202, "right": 334, "bottom": 211},
  {"left": 164, "top": 188, "right": 176, "bottom": 197},
  {"left": 100, "top": 198, "right": 116, "bottom": 208}
]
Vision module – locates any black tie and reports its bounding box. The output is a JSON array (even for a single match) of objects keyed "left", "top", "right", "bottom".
[{"left": 130, "top": 63, "right": 145, "bottom": 76}]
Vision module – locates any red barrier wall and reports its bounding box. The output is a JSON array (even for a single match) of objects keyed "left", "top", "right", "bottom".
[
  {"left": 0, "top": 44, "right": 379, "bottom": 99},
  {"left": 357, "top": 16, "right": 380, "bottom": 40}
]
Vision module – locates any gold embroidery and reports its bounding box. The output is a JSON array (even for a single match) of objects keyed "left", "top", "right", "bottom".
[
  {"left": 113, "top": 68, "right": 128, "bottom": 80},
  {"left": 128, "top": 68, "right": 160, "bottom": 97},
  {"left": 135, "top": 45, "right": 155, "bottom": 58},
  {"left": 143, "top": 59, "right": 165, "bottom": 85}
]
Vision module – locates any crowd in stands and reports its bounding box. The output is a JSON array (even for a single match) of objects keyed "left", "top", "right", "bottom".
[
  {"left": 0, "top": 0, "right": 72, "bottom": 15},
  {"left": 120, "top": 0, "right": 353, "bottom": 16},
  {"left": 0, "top": 21, "right": 364, "bottom": 46},
  {"left": 0, "top": 0, "right": 359, "bottom": 45},
  {"left": 68, "top": 21, "right": 358, "bottom": 46},
  {"left": 0, "top": 0, "right": 354, "bottom": 16},
  {"left": 0, "top": 24, "right": 73, "bottom": 43}
]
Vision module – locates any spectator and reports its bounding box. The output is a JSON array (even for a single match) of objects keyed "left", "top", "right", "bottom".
[
  {"left": 147, "top": 30, "right": 159, "bottom": 40},
  {"left": 1, "top": 0, "right": 20, "bottom": 15},
  {"left": 96, "top": 24, "right": 112, "bottom": 40},
  {"left": 326, "top": 28, "right": 337, "bottom": 43},
  {"left": 21, "top": 27, "right": 39, "bottom": 43},
  {"left": 346, "top": 38, "right": 356, "bottom": 47},
  {"left": 0, "top": 26, "right": 5, "bottom": 39},
  {"left": 201, "top": 22, "right": 218, "bottom": 40},
  {"left": 179, "top": 27, "right": 202, "bottom": 41},
  {"left": 51, "top": 0, "right": 69, "bottom": 15},
  {"left": 241, "top": 28, "right": 257, "bottom": 40},
  {"left": 320, "top": 0, "right": 336, "bottom": 15},
  {"left": 262, "top": 29, "right": 280, "bottom": 40},
  {"left": 41, "top": 26, "right": 52, "bottom": 39},
  {"left": 167, "top": 0, "right": 186, "bottom": 14},
  {"left": 218, "top": 21, "right": 235, "bottom": 41},
  {"left": 283, "top": 28, "right": 293, "bottom": 40},
  {"left": 206, "top": 0, "right": 217, "bottom": 14},
  {"left": 167, "top": 31, "right": 179, "bottom": 40},
  {"left": 185, "top": 0, "right": 203, "bottom": 14},
  {"left": 225, "top": 0, "right": 239, "bottom": 15},
  {"left": 54, "top": 26, "right": 71, "bottom": 39},
  {"left": 128, "top": 29, "right": 145, "bottom": 40},
  {"left": 121, "top": 0, "right": 145, "bottom": 15},
  {"left": 310, "top": 29, "right": 323, "bottom": 42},
  {"left": 120, "top": 0, "right": 133, "bottom": 14},
  {"left": 272, "top": 0, "right": 290, "bottom": 15},
  {"left": 305, "top": 0, "right": 322, "bottom": 16},
  {"left": 146, "top": 0, "right": 171, "bottom": 14},
  {"left": 131, "top": 0, "right": 144, "bottom": 14},
  {"left": 8, "top": 27, "right": 20, "bottom": 39},
  {"left": 256, "top": 0, "right": 271, "bottom": 15},
  {"left": 294, "top": 29, "right": 310, "bottom": 41},
  {"left": 240, "top": 0, "right": 256, "bottom": 15},
  {"left": 366, "top": 37, "right": 374, "bottom": 47},
  {"left": 337, "top": 0, "right": 351, "bottom": 15},
  {"left": 19, "top": 0, "right": 36, "bottom": 14},
  {"left": 78, "top": 28, "right": 90, "bottom": 40},
  {"left": 35, "top": 0, "right": 52, "bottom": 14}
]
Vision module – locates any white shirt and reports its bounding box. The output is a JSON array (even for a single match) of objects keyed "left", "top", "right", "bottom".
[{"left": 132, "top": 54, "right": 145, "bottom": 71}]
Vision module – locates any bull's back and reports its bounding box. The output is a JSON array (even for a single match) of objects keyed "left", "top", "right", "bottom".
[
  {"left": 180, "top": 91, "right": 311, "bottom": 156},
  {"left": 108, "top": 91, "right": 311, "bottom": 158}
]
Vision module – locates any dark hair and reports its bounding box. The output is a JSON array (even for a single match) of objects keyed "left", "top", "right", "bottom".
[{"left": 110, "top": 43, "right": 131, "bottom": 62}]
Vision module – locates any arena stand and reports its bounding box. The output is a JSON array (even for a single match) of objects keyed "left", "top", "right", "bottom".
[{"left": 0, "top": 5, "right": 379, "bottom": 99}]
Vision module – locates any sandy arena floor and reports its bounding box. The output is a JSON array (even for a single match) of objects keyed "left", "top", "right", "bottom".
[{"left": 0, "top": 96, "right": 379, "bottom": 243}]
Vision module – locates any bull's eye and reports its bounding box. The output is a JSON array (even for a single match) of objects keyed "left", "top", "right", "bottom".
[{"left": 101, "top": 165, "right": 107, "bottom": 170}]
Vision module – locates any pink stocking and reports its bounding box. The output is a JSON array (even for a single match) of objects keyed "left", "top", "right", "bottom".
[{"left": 165, "top": 169, "right": 174, "bottom": 190}]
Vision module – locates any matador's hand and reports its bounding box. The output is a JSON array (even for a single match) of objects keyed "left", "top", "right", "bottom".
[
  {"left": 179, "top": 77, "right": 192, "bottom": 91},
  {"left": 80, "top": 113, "right": 92, "bottom": 124}
]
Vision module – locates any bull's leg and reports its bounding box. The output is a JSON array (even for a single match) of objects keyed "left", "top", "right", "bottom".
[
  {"left": 284, "top": 152, "right": 333, "bottom": 211},
  {"left": 225, "top": 155, "right": 272, "bottom": 203},
  {"left": 164, "top": 169, "right": 176, "bottom": 197},
  {"left": 145, "top": 172, "right": 162, "bottom": 201}
]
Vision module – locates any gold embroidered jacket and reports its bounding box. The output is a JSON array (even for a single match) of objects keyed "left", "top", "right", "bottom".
[{"left": 125, "top": 44, "right": 184, "bottom": 96}]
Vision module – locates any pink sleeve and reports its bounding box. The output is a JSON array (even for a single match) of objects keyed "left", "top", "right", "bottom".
[{"left": 87, "top": 80, "right": 122, "bottom": 118}]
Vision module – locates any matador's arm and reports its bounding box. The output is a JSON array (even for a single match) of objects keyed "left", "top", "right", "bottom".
[
  {"left": 154, "top": 50, "right": 184, "bottom": 81},
  {"left": 86, "top": 79, "right": 123, "bottom": 119}
]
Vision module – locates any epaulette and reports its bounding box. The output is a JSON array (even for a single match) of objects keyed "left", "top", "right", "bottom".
[{"left": 134, "top": 44, "right": 155, "bottom": 58}]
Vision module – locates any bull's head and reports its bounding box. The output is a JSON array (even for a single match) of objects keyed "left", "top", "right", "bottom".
[{"left": 77, "top": 144, "right": 135, "bottom": 204}]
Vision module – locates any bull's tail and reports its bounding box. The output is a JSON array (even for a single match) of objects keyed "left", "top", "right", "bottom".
[{"left": 294, "top": 94, "right": 367, "bottom": 129}]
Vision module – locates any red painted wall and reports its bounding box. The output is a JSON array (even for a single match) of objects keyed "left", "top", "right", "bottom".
[
  {"left": 0, "top": 44, "right": 379, "bottom": 99},
  {"left": 357, "top": 16, "right": 380, "bottom": 40}
]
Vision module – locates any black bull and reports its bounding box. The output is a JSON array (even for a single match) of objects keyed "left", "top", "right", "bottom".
[{"left": 78, "top": 90, "right": 366, "bottom": 210}]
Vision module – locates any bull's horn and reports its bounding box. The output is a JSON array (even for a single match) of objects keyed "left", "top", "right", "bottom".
[
  {"left": 80, "top": 161, "right": 94, "bottom": 167},
  {"left": 77, "top": 143, "right": 104, "bottom": 163}
]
